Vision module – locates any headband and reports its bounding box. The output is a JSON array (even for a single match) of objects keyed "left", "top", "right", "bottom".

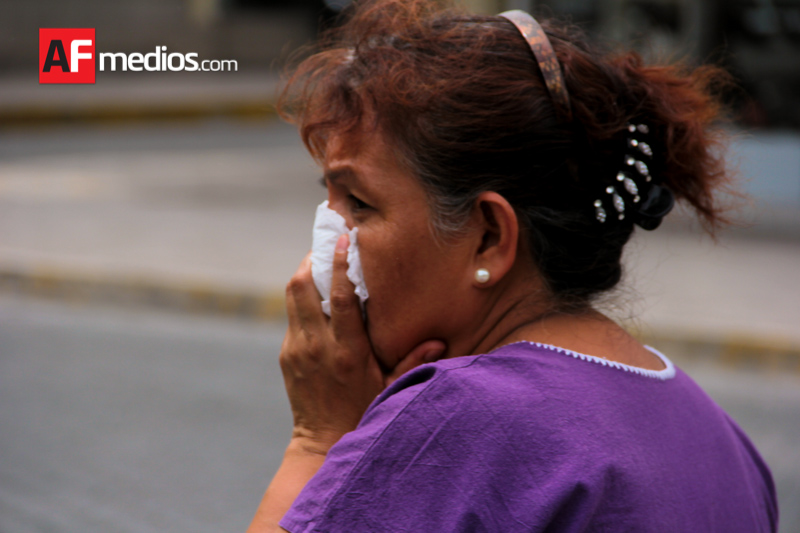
[{"left": 498, "top": 10, "right": 573, "bottom": 123}]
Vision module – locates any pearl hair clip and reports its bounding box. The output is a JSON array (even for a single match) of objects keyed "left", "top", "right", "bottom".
[{"left": 594, "top": 123, "right": 654, "bottom": 224}]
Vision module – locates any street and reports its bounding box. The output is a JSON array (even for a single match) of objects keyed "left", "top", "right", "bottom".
[
  {"left": 0, "top": 295, "right": 290, "bottom": 533},
  {"left": 1, "top": 295, "right": 799, "bottom": 532}
]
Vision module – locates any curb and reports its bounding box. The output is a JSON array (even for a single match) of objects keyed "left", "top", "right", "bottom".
[
  {"left": 638, "top": 331, "right": 800, "bottom": 374},
  {"left": 0, "top": 99, "right": 277, "bottom": 128},
  {"left": 2, "top": 267, "right": 799, "bottom": 373},
  {"left": 0, "top": 267, "right": 285, "bottom": 321}
]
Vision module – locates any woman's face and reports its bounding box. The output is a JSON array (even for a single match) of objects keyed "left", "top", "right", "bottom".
[{"left": 322, "top": 128, "right": 475, "bottom": 369}]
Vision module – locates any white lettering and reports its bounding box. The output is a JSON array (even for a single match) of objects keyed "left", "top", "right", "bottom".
[
  {"left": 167, "top": 53, "right": 184, "bottom": 72},
  {"left": 70, "top": 39, "right": 93, "bottom": 73},
  {"left": 184, "top": 53, "right": 199, "bottom": 71},
  {"left": 128, "top": 52, "right": 144, "bottom": 71},
  {"left": 144, "top": 48, "right": 160, "bottom": 72},
  {"left": 99, "top": 52, "right": 127, "bottom": 71},
  {"left": 93, "top": 48, "right": 236, "bottom": 73}
]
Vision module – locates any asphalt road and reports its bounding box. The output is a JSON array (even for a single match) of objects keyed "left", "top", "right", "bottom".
[
  {"left": 0, "top": 295, "right": 291, "bottom": 533},
  {"left": 1, "top": 295, "right": 798, "bottom": 532}
]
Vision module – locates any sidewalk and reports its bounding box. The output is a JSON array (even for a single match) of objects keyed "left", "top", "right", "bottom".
[
  {"left": 1, "top": 74, "right": 799, "bottom": 372},
  {"left": 0, "top": 71, "right": 282, "bottom": 127}
]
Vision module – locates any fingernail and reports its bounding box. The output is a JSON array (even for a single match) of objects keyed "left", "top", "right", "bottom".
[
  {"left": 335, "top": 234, "right": 349, "bottom": 253},
  {"left": 423, "top": 348, "right": 445, "bottom": 363}
]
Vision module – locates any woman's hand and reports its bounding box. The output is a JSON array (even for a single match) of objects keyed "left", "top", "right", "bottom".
[
  {"left": 280, "top": 234, "right": 445, "bottom": 453},
  {"left": 249, "top": 235, "right": 444, "bottom": 533}
]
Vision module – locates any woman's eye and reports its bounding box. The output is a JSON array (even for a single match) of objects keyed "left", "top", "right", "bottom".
[{"left": 348, "top": 194, "right": 370, "bottom": 212}]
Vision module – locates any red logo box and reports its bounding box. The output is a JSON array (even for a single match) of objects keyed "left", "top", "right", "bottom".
[{"left": 39, "top": 28, "right": 96, "bottom": 84}]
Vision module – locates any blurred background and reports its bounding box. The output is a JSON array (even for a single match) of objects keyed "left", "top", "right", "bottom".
[{"left": 1, "top": 0, "right": 798, "bottom": 531}]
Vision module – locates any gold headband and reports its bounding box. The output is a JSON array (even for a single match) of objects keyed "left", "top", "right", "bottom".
[{"left": 498, "top": 10, "right": 573, "bottom": 123}]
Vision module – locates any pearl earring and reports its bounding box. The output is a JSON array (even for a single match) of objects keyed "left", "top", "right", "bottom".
[{"left": 475, "top": 268, "right": 491, "bottom": 284}]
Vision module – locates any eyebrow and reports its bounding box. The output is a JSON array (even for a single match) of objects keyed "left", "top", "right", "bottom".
[{"left": 321, "top": 167, "right": 358, "bottom": 185}]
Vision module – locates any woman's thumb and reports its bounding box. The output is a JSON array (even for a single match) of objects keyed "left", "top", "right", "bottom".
[{"left": 384, "top": 339, "right": 446, "bottom": 387}]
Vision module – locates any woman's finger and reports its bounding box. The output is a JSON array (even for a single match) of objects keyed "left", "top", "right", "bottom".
[
  {"left": 329, "top": 234, "right": 367, "bottom": 345},
  {"left": 286, "top": 253, "right": 325, "bottom": 329},
  {"left": 285, "top": 279, "right": 300, "bottom": 332},
  {"left": 384, "top": 339, "right": 447, "bottom": 387}
]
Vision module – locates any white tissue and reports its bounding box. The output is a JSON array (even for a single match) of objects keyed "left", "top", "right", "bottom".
[{"left": 310, "top": 200, "right": 369, "bottom": 316}]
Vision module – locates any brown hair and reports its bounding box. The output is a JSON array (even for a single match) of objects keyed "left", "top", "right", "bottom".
[{"left": 279, "top": 0, "right": 735, "bottom": 310}]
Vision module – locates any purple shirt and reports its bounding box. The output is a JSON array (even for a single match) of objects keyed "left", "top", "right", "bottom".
[{"left": 280, "top": 342, "right": 778, "bottom": 532}]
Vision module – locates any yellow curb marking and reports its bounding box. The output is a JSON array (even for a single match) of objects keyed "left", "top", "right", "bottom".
[{"left": 3, "top": 268, "right": 800, "bottom": 372}]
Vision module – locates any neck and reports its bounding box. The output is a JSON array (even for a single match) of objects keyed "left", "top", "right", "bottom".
[
  {"left": 453, "top": 271, "right": 561, "bottom": 357},
  {"left": 454, "top": 275, "right": 664, "bottom": 371}
]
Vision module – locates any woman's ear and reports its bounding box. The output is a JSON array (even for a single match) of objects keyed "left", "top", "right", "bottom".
[{"left": 470, "top": 192, "right": 519, "bottom": 287}]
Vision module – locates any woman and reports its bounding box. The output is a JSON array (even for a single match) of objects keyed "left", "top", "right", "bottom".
[{"left": 249, "top": 1, "right": 778, "bottom": 531}]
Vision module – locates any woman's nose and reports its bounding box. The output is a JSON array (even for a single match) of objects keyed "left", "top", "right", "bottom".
[{"left": 326, "top": 195, "right": 355, "bottom": 230}]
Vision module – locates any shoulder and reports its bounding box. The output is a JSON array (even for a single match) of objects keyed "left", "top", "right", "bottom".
[
  {"left": 280, "top": 343, "right": 778, "bottom": 533},
  {"left": 355, "top": 342, "right": 576, "bottom": 435},
  {"left": 364, "top": 341, "right": 676, "bottom": 422},
  {"left": 279, "top": 343, "right": 645, "bottom": 532}
]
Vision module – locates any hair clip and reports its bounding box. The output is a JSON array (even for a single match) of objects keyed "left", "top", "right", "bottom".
[
  {"left": 628, "top": 123, "right": 649, "bottom": 134},
  {"left": 594, "top": 199, "right": 607, "bottom": 223},
  {"left": 609, "top": 186, "right": 625, "bottom": 220},
  {"left": 617, "top": 172, "right": 640, "bottom": 203},
  {"left": 595, "top": 185, "right": 625, "bottom": 222},
  {"left": 627, "top": 138, "right": 653, "bottom": 157},
  {"left": 593, "top": 123, "right": 669, "bottom": 227},
  {"left": 626, "top": 157, "right": 651, "bottom": 182}
]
